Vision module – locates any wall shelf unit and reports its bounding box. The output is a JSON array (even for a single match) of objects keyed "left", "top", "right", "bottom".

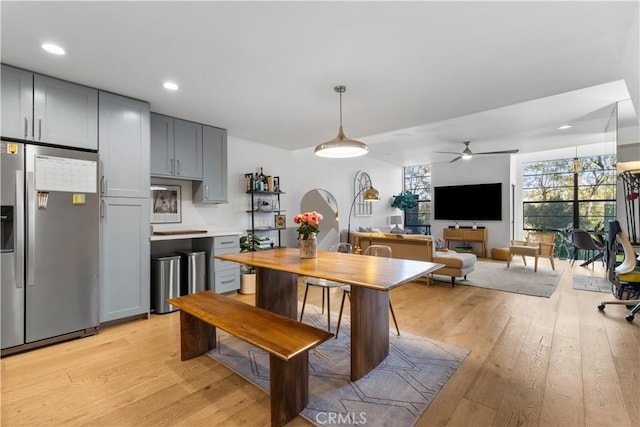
[{"left": 246, "top": 189, "right": 285, "bottom": 249}]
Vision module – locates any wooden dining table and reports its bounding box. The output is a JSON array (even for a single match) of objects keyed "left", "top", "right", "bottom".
[{"left": 216, "top": 247, "right": 444, "bottom": 381}]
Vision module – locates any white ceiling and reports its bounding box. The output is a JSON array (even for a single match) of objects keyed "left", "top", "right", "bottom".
[{"left": 1, "top": 1, "right": 638, "bottom": 166}]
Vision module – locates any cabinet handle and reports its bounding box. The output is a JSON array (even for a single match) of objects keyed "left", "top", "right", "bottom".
[
  {"left": 102, "top": 177, "right": 107, "bottom": 194},
  {"left": 24, "top": 117, "right": 28, "bottom": 139},
  {"left": 100, "top": 199, "right": 106, "bottom": 219},
  {"left": 38, "top": 119, "right": 42, "bottom": 141},
  {"left": 220, "top": 240, "right": 235, "bottom": 245},
  {"left": 221, "top": 279, "right": 235, "bottom": 284},
  {"left": 170, "top": 159, "right": 174, "bottom": 174},
  {"left": 26, "top": 172, "right": 35, "bottom": 287},
  {"left": 205, "top": 185, "right": 209, "bottom": 199},
  {"left": 176, "top": 159, "right": 180, "bottom": 175}
]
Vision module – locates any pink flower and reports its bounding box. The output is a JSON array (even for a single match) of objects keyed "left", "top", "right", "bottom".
[{"left": 295, "top": 211, "right": 322, "bottom": 239}]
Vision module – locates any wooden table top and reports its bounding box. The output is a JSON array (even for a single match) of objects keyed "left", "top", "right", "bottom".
[{"left": 217, "top": 248, "right": 444, "bottom": 291}]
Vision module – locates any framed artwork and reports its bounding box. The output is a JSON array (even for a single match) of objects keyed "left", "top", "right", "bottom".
[
  {"left": 151, "top": 184, "right": 181, "bottom": 223},
  {"left": 274, "top": 214, "right": 286, "bottom": 229}
]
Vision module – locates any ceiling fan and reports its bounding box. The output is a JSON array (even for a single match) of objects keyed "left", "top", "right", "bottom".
[{"left": 435, "top": 141, "right": 519, "bottom": 163}]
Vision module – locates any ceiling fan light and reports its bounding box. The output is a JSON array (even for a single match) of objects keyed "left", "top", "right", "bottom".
[
  {"left": 462, "top": 153, "right": 472, "bottom": 160},
  {"left": 315, "top": 85, "right": 369, "bottom": 159}
]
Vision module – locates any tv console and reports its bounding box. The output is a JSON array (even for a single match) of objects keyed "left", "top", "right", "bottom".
[
  {"left": 443, "top": 228, "right": 487, "bottom": 258},
  {"left": 447, "top": 225, "right": 486, "bottom": 229}
]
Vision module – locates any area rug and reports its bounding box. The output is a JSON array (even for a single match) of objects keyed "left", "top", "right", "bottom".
[
  {"left": 207, "top": 305, "right": 469, "bottom": 427},
  {"left": 434, "top": 260, "right": 563, "bottom": 297},
  {"left": 573, "top": 275, "right": 611, "bottom": 293}
]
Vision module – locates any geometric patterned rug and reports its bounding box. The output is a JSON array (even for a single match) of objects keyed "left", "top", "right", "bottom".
[
  {"left": 207, "top": 304, "right": 470, "bottom": 426},
  {"left": 573, "top": 274, "right": 612, "bottom": 293}
]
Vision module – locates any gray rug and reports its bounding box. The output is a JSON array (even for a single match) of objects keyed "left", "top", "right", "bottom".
[
  {"left": 573, "top": 275, "right": 612, "bottom": 293},
  {"left": 207, "top": 305, "right": 469, "bottom": 427},
  {"left": 434, "top": 260, "right": 563, "bottom": 297}
]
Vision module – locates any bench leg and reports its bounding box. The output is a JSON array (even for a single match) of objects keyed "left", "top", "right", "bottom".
[
  {"left": 269, "top": 352, "right": 308, "bottom": 427},
  {"left": 179, "top": 310, "right": 217, "bottom": 361}
]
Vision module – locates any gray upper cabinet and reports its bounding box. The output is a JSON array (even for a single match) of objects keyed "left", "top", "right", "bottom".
[
  {"left": 150, "top": 113, "right": 203, "bottom": 180},
  {"left": 1, "top": 64, "right": 98, "bottom": 150},
  {"left": 1, "top": 65, "right": 33, "bottom": 140},
  {"left": 193, "top": 125, "right": 228, "bottom": 203},
  {"left": 99, "top": 92, "right": 150, "bottom": 198}
]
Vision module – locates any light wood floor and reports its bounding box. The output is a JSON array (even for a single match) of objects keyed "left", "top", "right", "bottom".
[{"left": 2, "top": 259, "right": 638, "bottom": 426}]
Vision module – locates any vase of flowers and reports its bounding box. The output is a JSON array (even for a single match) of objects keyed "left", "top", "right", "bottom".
[{"left": 294, "top": 211, "right": 322, "bottom": 258}]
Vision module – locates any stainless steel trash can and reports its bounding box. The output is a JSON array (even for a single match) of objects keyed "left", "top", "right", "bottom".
[
  {"left": 177, "top": 251, "right": 206, "bottom": 295},
  {"left": 152, "top": 255, "right": 181, "bottom": 314}
]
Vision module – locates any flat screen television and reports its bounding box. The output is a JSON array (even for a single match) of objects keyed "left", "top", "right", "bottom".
[{"left": 433, "top": 183, "right": 502, "bottom": 221}]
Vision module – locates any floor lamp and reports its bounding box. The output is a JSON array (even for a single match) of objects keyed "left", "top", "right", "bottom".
[{"left": 346, "top": 186, "right": 380, "bottom": 244}]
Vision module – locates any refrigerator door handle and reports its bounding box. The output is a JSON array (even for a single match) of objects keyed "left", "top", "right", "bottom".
[
  {"left": 26, "top": 171, "right": 35, "bottom": 287},
  {"left": 15, "top": 170, "right": 24, "bottom": 288}
]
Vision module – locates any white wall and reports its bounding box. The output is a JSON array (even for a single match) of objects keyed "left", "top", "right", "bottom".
[
  {"left": 154, "top": 136, "right": 404, "bottom": 248},
  {"left": 431, "top": 156, "right": 512, "bottom": 252}
]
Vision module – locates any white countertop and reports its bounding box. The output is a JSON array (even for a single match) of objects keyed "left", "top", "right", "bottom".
[{"left": 150, "top": 226, "right": 242, "bottom": 241}]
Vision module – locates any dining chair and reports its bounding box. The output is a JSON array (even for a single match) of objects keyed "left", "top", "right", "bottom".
[
  {"left": 299, "top": 242, "right": 352, "bottom": 332},
  {"left": 570, "top": 229, "right": 605, "bottom": 269},
  {"left": 335, "top": 245, "right": 400, "bottom": 338}
]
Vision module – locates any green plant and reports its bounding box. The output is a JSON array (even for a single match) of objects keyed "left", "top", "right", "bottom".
[
  {"left": 391, "top": 191, "right": 418, "bottom": 211},
  {"left": 240, "top": 234, "right": 261, "bottom": 272}
]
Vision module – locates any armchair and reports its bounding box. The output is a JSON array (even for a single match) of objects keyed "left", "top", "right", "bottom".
[{"left": 508, "top": 231, "right": 556, "bottom": 272}]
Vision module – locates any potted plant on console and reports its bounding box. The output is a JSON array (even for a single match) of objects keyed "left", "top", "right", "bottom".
[
  {"left": 390, "top": 191, "right": 418, "bottom": 233},
  {"left": 239, "top": 234, "right": 261, "bottom": 294}
]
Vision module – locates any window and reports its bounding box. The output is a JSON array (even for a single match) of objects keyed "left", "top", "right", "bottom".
[
  {"left": 402, "top": 165, "right": 431, "bottom": 234},
  {"left": 522, "top": 154, "right": 617, "bottom": 233}
]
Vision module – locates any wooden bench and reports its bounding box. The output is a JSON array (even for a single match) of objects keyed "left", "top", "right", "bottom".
[{"left": 167, "top": 291, "right": 333, "bottom": 427}]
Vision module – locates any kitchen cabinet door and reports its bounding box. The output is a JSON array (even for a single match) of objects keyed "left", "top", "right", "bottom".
[
  {"left": 173, "top": 118, "right": 203, "bottom": 179},
  {"left": 193, "top": 125, "right": 228, "bottom": 203},
  {"left": 100, "top": 197, "right": 150, "bottom": 322},
  {"left": 99, "top": 92, "right": 150, "bottom": 198},
  {"left": 1, "top": 64, "right": 33, "bottom": 140},
  {"left": 150, "top": 113, "right": 174, "bottom": 177},
  {"left": 33, "top": 74, "right": 98, "bottom": 150}
]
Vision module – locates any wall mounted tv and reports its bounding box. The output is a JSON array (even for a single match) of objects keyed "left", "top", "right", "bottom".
[{"left": 434, "top": 183, "right": 502, "bottom": 221}]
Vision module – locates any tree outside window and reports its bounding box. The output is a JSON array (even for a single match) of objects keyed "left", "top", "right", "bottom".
[
  {"left": 402, "top": 165, "right": 431, "bottom": 234},
  {"left": 522, "top": 154, "right": 616, "bottom": 258}
]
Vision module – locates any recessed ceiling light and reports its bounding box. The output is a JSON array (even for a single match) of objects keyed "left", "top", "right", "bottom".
[
  {"left": 558, "top": 124, "right": 573, "bottom": 130},
  {"left": 41, "top": 43, "right": 66, "bottom": 55},
  {"left": 163, "top": 81, "right": 179, "bottom": 91}
]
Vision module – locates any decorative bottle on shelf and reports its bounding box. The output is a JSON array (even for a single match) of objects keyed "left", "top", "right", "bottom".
[
  {"left": 258, "top": 167, "right": 266, "bottom": 190},
  {"left": 455, "top": 222, "right": 460, "bottom": 229},
  {"left": 472, "top": 222, "right": 477, "bottom": 230}
]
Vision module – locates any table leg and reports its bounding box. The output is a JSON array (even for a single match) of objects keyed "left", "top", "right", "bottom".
[
  {"left": 179, "top": 310, "right": 216, "bottom": 361},
  {"left": 256, "top": 267, "right": 298, "bottom": 319},
  {"left": 350, "top": 286, "right": 389, "bottom": 381},
  {"left": 269, "top": 352, "right": 308, "bottom": 427}
]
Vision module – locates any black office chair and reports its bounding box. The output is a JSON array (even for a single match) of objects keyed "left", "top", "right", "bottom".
[
  {"left": 571, "top": 229, "right": 605, "bottom": 269},
  {"left": 597, "top": 220, "right": 640, "bottom": 322}
]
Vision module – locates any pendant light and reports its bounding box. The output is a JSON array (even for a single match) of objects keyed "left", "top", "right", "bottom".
[{"left": 314, "top": 85, "right": 369, "bottom": 158}]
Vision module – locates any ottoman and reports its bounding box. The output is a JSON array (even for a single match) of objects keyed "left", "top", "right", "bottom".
[
  {"left": 491, "top": 247, "right": 510, "bottom": 261},
  {"left": 432, "top": 251, "right": 477, "bottom": 287}
]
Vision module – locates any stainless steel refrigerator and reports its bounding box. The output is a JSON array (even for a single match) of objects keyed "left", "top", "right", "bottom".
[{"left": 1, "top": 141, "right": 99, "bottom": 353}]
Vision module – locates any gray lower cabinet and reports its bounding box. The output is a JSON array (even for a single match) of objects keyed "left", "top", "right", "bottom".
[
  {"left": 99, "top": 91, "right": 150, "bottom": 198},
  {"left": 100, "top": 197, "right": 150, "bottom": 322},
  {"left": 150, "top": 113, "right": 203, "bottom": 180},
  {"left": 193, "top": 125, "right": 228, "bottom": 203},
  {"left": 194, "top": 235, "right": 240, "bottom": 293},
  {"left": 1, "top": 64, "right": 98, "bottom": 150}
]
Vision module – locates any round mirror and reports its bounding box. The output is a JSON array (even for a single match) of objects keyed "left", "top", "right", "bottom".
[{"left": 300, "top": 189, "right": 339, "bottom": 251}]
